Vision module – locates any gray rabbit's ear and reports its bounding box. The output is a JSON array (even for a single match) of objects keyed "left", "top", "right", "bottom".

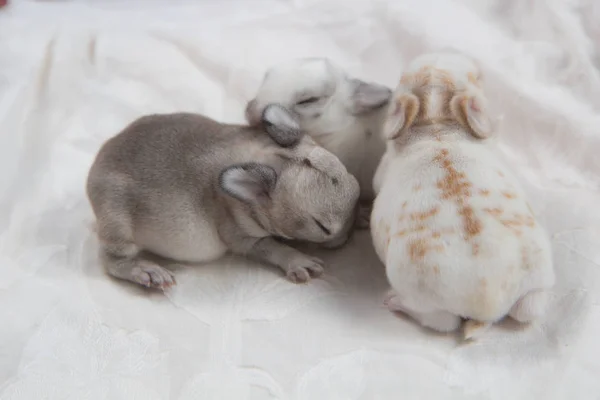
[
  {"left": 262, "top": 104, "right": 303, "bottom": 147},
  {"left": 219, "top": 163, "right": 277, "bottom": 205}
]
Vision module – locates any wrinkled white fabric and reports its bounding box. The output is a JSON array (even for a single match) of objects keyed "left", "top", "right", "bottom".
[{"left": 1, "top": 0, "right": 599, "bottom": 399}]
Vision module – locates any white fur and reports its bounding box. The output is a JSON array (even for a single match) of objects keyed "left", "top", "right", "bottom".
[
  {"left": 247, "top": 58, "right": 391, "bottom": 200},
  {"left": 371, "top": 51, "right": 555, "bottom": 338}
]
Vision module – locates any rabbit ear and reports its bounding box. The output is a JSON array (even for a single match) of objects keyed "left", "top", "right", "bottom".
[
  {"left": 350, "top": 80, "right": 392, "bottom": 115},
  {"left": 219, "top": 163, "right": 277, "bottom": 205},
  {"left": 261, "top": 104, "right": 303, "bottom": 147},
  {"left": 383, "top": 93, "right": 420, "bottom": 140},
  {"left": 450, "top": 93, "right": 493, "bottom": 139}
]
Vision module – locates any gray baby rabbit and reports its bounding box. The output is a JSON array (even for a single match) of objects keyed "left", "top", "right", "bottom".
[{"left": 86, "top": 105, "right": 360, "bottom": 289}]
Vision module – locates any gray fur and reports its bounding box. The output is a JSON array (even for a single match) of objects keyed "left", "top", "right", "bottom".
[{"left": 86, "top": 107, "right": 360, "bottom": 289}]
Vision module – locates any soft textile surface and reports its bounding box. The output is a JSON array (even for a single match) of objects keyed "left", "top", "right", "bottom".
[{"left": 1, "top": 0, "right": 599, "bottom": 399}]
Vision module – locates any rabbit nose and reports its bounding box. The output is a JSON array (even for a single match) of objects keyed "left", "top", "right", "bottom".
[
  {"left": 322, "top": 231, "right": 350, "bottom": 249},
  {"left": 329, "top": 221, "right": 347, "bottom": 240}
]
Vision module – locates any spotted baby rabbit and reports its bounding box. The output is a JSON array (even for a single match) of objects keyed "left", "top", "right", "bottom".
[
  {"left": 87, "top": 105, "right": 360, "bottom": 289},
  {"left": 246, "top": 58, "right": 391, "bottom": 226},
  {"left": 371, "top": 51, "right": 555, "bottom": 339}
]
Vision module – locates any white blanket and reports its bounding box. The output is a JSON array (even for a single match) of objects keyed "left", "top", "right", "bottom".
[{"left": 1, "top": 0, "right": 599, "bottom": 399}]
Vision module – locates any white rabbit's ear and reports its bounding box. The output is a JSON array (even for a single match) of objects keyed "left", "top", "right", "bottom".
[
  {"left": 262, "top": 104, "right": 303, "bottom": 147},
  {"left": 450, "top": 93, "right": 493, "bottom": 139},
  {"left": 350, "top": 80, "right": 392, "bottom": 115},
  {"left": 383, "top": 93, "right": 420, "bottom": 140}
]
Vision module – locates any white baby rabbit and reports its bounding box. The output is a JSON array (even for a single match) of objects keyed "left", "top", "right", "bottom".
[
  {"left": 246, "top": 58, "right": 391, "bottom": 205},
  {"left": 87, "top": 105, "right": 360, "bottom": 290},
  {"left": 371, "top": 51, "right": 555, "bottom": 339}
]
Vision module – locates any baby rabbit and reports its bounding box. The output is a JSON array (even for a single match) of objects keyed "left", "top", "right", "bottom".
[
  {"left": 86, "top": 105, "right": 360, "bottom": 289},
  {"left": 371, "top": 51, "right": 555, "bottom": 339},
  {"left": 245, "top": 58, "right": 391, "bottom": 206}
]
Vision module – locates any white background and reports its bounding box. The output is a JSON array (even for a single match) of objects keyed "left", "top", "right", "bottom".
[{"left": 0, "top": 0, "right": 599, "bottom": 399}]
